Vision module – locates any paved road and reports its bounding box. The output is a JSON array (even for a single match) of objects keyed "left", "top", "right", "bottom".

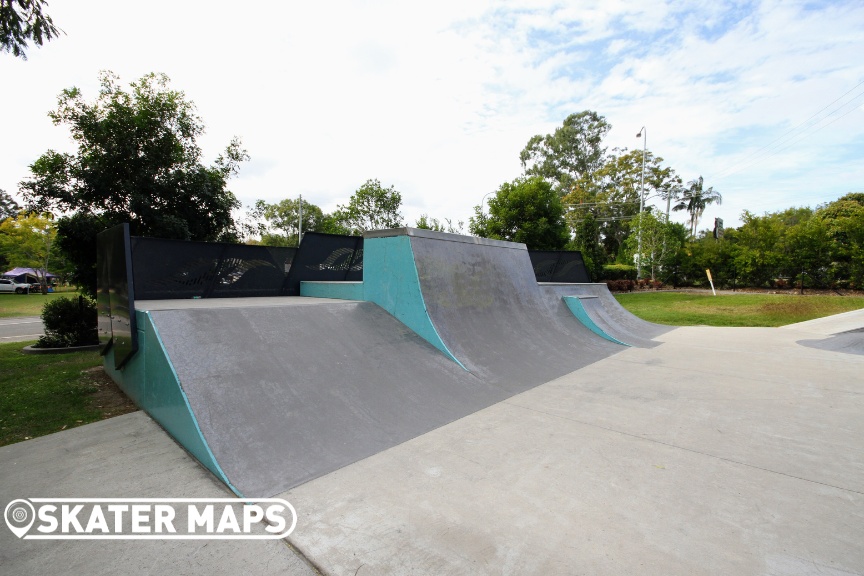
[{"left": 0, "top": 316, "right": 44, "bottom": 343}]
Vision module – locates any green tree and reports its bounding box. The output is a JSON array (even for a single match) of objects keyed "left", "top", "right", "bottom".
[
  {"left": 469, "top": 176, "right": 569, "bottom": 249},
  {"left": 335, "top": 179, "right": 404, "bottom": 234},
  {"left": 623, "top": 211, "right": 681, "bottom": 281},
  {"left": 566, "top": 211, "right": 604, "bottom": 280},
  {"left": 255, "top": 197, "right": 326, "bottom": 247},
  {"left": 673, "top": 176, "right": 722, "bottom": 237},
  {"left": 0, "top": 0, "right": 61, "bottom": 59},
  {"left": 20, "top": 71, "right": 248, "bottom": 296},
  {"left": 0, "top": 189, "right": 20, "bottom": 221},
  {"left": 520, "top": 111, "right": 611, "bottom": 193},
  {"left": 562, "top": 149, "right": 682, "bottom": 262},
  {"left": 786, "top": 214, "right": 831, "bottom": 291},
  {"left": 732, "top": 210, "right": 787, "bottom": 287},
  {"left": 316, "top": 214, "right": 352, "bottom": 236},
  {"left": 0, "top": 211, "right": 55, "bottom": 289},
  {"left": 816, "top": 193, "right": 864, "bottom": 288},
  {"left": 415, "top": 214, "right": 464, "bottom": 234},
  {"left": 681, "top": 227, "right": 739, "bottom": 288}
]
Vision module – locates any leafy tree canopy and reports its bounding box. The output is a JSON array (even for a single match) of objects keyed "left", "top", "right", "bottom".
[
  {"left": 520, "top": 111, "right": 611, "bottom": 192},
  {"left": 0, "top": 189, "right": 21, "bottom": 221},
  {"left": 0, "top": 211, "right": 55, "bottom": 285},
  {"left": 672, "top": 176, "right": 722, "bottom": 237},
  {"left": 415, "top": 214, "right": 464, "bottom": 234},
  {"left": 254, "top": 198, "right": 326, "bottom": 247},
  {"left": 469, "top": 176, "right": 569, "bottom": 250},
  {"left": 20, "top": 71, "right": 248, "bottom": 295},
  {"left": 335, "top": 179, "right": 404, "bottom": 235},
  {"left": 623, "top": 211, "right": 682, "bottom": 281},
  {"left": 0, "top": 0, "right": 61, "bottom": 59},
  {"left": 562, "top": 149, "right": 682, "bottom": 259}
]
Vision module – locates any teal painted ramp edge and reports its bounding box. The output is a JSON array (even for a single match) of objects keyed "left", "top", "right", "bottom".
[
  {"left": 104, "top": 310, "right": 242, "bottom": 496},
  {"left": 300, "top": 281, "right": 365, "bottom": 301},
  {"left": 363, "top": 235, "right": 467, "bottom": 370},
  {"left": 563, "top": 296, "right": 631, "bottom": 347}
]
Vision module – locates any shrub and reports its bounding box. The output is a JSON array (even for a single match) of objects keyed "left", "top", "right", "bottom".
[
  {"left": 36, "top": 296, "right": 98, "bottom": 348},
  {"left": 603, "top": 264, "right": 637, "bottom": 281}
]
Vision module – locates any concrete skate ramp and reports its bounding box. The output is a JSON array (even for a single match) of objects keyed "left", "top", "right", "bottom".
[
  {"left": 798, "top": 327, "right": 864, "bottom": 356},
  {"left": 407, "top": 233, "right": 623, "bottom": 388},
  {"left": 539, "top": 283, "right": 673, "bottom": 347},
  {"left": 147, "top": 299, "right": 509, "bottom": 497}
]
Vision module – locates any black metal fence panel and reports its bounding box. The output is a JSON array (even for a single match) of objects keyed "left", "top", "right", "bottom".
[
  {"left": 96, "top": 223, "right": 138, "bottom": 369},
  {"left": 130, "top": 237, "right": 296, "bottom": 299},
  {"left": 529, "top": 250, "right": 591, "bottom": 283},
  {"left": 283, "top": 232, "right": 363, "bottom": 296}
]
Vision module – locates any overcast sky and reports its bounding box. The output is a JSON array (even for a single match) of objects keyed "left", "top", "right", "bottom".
[{"left": 2, "top": 0, "right": 862, "bottom": 233}]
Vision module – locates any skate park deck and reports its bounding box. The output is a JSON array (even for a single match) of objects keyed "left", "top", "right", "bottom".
[
  {"left": 3, "top": 309, "right": 862, "bottom": 575},
  {"left": 8, "top": 226, "right": 860, "bottom": 574}
]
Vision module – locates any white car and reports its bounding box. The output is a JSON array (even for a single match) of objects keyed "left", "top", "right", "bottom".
[{"left": 0, "top": 278, "right": 32, "bottom": 294}]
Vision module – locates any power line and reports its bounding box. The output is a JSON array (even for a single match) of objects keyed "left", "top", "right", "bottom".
[{"left": 714, "top": 79, "right": 864, "bottom": 180}]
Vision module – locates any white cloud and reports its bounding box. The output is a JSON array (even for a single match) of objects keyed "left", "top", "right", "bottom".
[{"left": 1, "top": 0, "right": 862, "bottom": 233}]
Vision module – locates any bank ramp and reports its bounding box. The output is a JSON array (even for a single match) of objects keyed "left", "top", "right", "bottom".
[
  {"left": 538, "top": 282, "right": 673, "bottom": 347},
  {"left": 104, "top": 228, "right": 636, "bottom": 498}
]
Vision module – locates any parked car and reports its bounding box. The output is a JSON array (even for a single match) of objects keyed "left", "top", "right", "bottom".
[{"left": 0, "top": 278, "right": 32, "bottom": 294}]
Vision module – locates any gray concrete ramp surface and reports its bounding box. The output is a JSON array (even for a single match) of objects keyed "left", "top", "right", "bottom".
[
  {"left": 783, "top": 308, "right": 864, "bottom": 356},
  {"left": 539, "top": 282, "right": 673, "bottom": 347},
  {"left": 410, "top": 235, "right": 623, "bottom": 388},
  {"left": 796, "top": 327, "right": 864, "bottom": 355},
  {"left": 148, "top": 298, "right": 512, "bottom": 497}
]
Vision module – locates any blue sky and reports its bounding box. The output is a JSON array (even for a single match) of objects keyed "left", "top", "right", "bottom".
[{"left": 2, "top": 0, "right": 862, "bottom": 233}]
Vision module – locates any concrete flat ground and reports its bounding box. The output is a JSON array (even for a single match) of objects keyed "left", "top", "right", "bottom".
[
  {"left": 281, "top": 321, "right": 864, "bottom": 575},
  {"left": 0, "top": 412, "right": 318, "bottom": 576},
  {"left": 2, "top": 311, "right": 862, "bottom": 575}
]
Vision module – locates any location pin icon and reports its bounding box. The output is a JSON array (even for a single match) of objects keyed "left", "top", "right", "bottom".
[{"left": 4, "top": 499, "right": 36, "bottom": 538}]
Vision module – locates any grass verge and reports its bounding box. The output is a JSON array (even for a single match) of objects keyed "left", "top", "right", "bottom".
[
  {"left": 615, "top": 291, "right": 864, "bottom": 327},
  {"left": 0, "top": 341, "right": 137, "bottom": 447},
  {"left": 0, "top": 288, "right": 80, "bottom": 318}
]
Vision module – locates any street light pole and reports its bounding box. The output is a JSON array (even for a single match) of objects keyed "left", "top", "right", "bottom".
[
  {"left": 636, "top": 127, "right": 646, "bottom": 279},
  {"left": 481, "top": 191, "right": 494, "bottom": 213},
  {"left": 298, "top": 194, "right": 303, "bottom": 245}
]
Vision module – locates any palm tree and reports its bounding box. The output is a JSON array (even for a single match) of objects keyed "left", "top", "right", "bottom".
[{"left": 672, "top": 176, "right": 722, "bottom": 237}]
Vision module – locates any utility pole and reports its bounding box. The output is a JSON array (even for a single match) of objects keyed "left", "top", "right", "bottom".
[
  {"left": 636, "top": 127, "right": 646, "bottom": 279},
  {"left": 298, "top": 194, "right": 303, "bottom": 246}
]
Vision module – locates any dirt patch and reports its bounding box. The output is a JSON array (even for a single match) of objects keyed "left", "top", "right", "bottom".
[{"left": 80, "top": 366, "right": 138, "bottom": 419}]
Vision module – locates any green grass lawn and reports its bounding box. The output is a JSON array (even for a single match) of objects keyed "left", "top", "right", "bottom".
[
  {"left": 0, "top": 341, "right": 136, "bottom": 447},
  {"left": 615, "top": 291, "right": 864, "bottom": 327},
  {"left": 0, "top": 288, "right": 80, "bottom": 318}
]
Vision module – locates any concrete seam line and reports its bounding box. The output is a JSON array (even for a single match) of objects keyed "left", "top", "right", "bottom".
[
  {"left": 503, "top": 400, "right": 864, "bottom": 496},
  {"left": 282, "top": 537, "right": 328, "bottom": 575}
]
